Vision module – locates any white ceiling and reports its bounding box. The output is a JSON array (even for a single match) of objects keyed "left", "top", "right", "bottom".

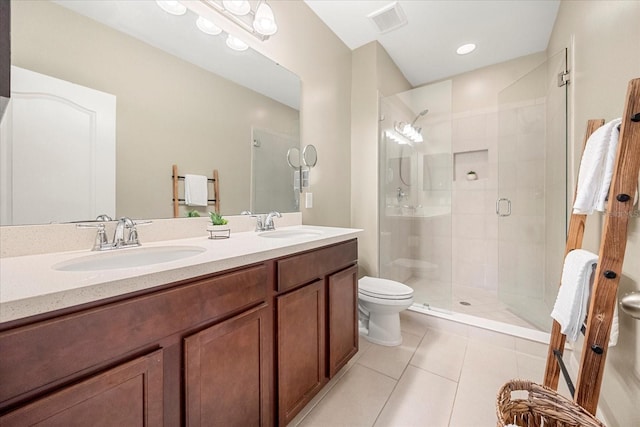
[{"left": 304, "top": 0, "right": 560, "bottom": 86}]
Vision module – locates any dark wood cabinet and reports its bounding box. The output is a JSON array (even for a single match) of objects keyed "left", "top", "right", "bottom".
[
  {"left": 275, "top": 239, "right": 358, "bottom": 426},
  {"left": 327, "top": 265, "right": 359, "bottom": 377},
  {"left": 277, "top": 280, "right": 326, "bottom": 426},
  {"left": 0, "top": 349, "right": 164, "bottom": 426},
  {"left": 0, "top": 238, "right": 358, "bottom": 426},
  {"left": 185, "top": 304, "right": 272, "bottom": 427},
  {"left": 0, "top": 264, "right": 268, "bottom": 426}
]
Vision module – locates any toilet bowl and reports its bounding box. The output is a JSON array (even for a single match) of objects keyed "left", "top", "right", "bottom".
[{"left": 358, "top": 276, "right": 414, "bottom": 346}]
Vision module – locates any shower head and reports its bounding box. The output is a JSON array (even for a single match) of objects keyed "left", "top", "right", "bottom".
[{"left": 411, "top": 109, "right": 429, "bottom": 126}]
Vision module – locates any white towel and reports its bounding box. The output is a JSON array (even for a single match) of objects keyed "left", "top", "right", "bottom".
[
  {"left": 609, "top": 304, "right": 619, "bottom": 347},
  {"left": 184, "top": 174, "right": 208, "bottom": 207},
  {"left": 573, "top": 118, "right": 622, "bottom": 214},
  {"left": 551, "top": 249, "right": 598, "bottom": 342}
]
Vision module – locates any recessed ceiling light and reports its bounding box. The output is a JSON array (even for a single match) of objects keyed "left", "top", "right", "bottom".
[{"left": 456, "top": 43, "right": 476, "bottom": 55}]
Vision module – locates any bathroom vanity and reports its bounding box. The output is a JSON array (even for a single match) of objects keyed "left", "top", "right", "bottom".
[{"left": 0, "top": 226, "right": 359, "bottom": 426}]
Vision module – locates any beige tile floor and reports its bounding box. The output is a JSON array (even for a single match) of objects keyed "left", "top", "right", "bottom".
[{"left": 289, "top": 310, "right": 572, "bottom": 427}]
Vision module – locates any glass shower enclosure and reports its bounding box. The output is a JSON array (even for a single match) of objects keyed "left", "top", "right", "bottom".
[
  {"left": 378, "top": 50, "right": 568, "bottom": 332},
  {"left": 496, "top": 49, "right": 568, "bottom": 331},
  {"left": 378, "top": 80, "right": 454, "bottom": 312}
]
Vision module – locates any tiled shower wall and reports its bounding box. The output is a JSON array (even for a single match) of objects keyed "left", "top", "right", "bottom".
[
  {"left": 451, "top": 100, "right": 546, "bottom": 295},
  {"left": 451, "top": 108, "right": 499, "bottom": 292}
]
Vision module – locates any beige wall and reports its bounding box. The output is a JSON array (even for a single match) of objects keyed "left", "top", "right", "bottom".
[
  {"left": 11, "top": 0, "right": 299, "bottom": 219},
  {"left": 350, "top": 42, "right": 411, "bottom": 276},
  {"left": 548, "top": 1, "right": 640, "bottom": 426},
  {"left": 245, "top": 1, "right": 353, "bottom": 227}
]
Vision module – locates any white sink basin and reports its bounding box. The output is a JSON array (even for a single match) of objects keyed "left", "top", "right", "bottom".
[
  {"left": 53, "top": 245, "right": 206, "bottom": 271},
  {"left": 258, "top": 229, "right": 324, "bottom": 239}
]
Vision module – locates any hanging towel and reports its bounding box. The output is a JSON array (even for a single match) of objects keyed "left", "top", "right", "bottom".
[
  {"left": 573, "top": 118, "right": 622, "bottom": 215},
  {"left": 551, "top": 249, "right": 598, "bottom": 342},
  {"left": 184, "top": 174, "right": 208, "bottom": 207},
  {"left": 609, "top": 304, "right": 619, "bottom": 347}
]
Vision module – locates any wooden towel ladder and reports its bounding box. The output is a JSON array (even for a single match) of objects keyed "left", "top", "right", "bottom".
[
  {"left": 171, "top": 165, "right": 220, "bottom": 217},
  {"left": 543, "top": 78, "right": 640, "bottom": 414}
]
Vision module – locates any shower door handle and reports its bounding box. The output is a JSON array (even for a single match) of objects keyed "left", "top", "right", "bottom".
[{"left": 496, "top": 198, "right": 512, "bottom": 217}]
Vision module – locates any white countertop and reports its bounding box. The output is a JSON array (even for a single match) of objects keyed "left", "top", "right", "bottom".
[{"left": 0, "top": 225, "right": 361, "bottom": 323}]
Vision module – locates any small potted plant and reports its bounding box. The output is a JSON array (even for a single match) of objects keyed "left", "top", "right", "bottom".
[
  {"left": 466, "top": 171, "right": 478, "bottom": 181},
  {"left": 207, "top": 212, "right": 230, "bottom": 239}
]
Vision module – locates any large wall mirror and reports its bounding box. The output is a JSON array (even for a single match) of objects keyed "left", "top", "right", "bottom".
[{"left": 1, "top": 0, "right": 301, "bottom": 226}]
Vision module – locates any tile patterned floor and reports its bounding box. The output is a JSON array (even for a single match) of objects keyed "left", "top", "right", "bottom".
[{"left": 289, "top": 310, "right": 572, "bottom": 427}]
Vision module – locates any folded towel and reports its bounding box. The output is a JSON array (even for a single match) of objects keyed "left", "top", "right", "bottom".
[
  {"left": 609, "top": 304, "right": 619, "bottom": 347},
  {"left": 573, "top": 118, "right": 622, "bottom": 214},
  {"left": 184, "top": 174, "right": 208, "bottom": 207},
  {"left": 551, "top": 249, "right": 598, "bottom": 342}
]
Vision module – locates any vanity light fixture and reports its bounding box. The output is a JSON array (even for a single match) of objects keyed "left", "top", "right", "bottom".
[
  {"left": 200, "top": 0, "right": 278, "bottom": 40},
  {"left": 158, "top": 0, "right": 277, "bottom": 51},
  {"left": 222, "top": 0, "right": 251, "bottom": 16},
  {"left": 456, "top": 43, "right": 477, "bottom": 55},
  {"left": 196, "top": 16, "right": 223, "bottom": 35},
  {"left": 253, "top": 2, "right": 278, "bottom": 36},
  {"left": 226, "top": 34, "right": 249, "bottom": 51},
  {"left": 155, "top": 0, "right": 187, "bottom": 16},
  {"left": 394, "top": 122, "right": 424, "bottom": 143},
  {"left": 386, "top": 130, "right": 409, "bottom": 145}
]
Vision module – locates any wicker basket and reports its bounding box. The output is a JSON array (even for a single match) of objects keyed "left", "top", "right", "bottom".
[{"left": 496, "top": 379, "right": 605, "bottom": 427}]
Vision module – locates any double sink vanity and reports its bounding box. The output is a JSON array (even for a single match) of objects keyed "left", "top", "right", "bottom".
[{"left": 0, "top": 220, "right": 361, "bottom": 426}]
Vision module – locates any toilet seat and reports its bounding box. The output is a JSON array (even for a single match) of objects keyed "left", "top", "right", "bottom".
[{"left": 358, "top": 276, "right": 413, "bottom": 300}]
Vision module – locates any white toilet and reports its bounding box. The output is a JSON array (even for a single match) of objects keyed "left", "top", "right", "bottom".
[{"left": 358, "top": 276, "right": 414, "bottom": 346}]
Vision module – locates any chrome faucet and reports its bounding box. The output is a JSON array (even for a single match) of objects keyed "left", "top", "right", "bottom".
[
  {"left": 264, "top": 211, "right": 282, "bottom": 231},
  {"left": 254, "top": 211, "right": 282, "bottom": 232},
  {"left": 95, "top": 214, "right": 113, "bottom": 222},
  {"left": 396, "top": 187, "right": 407, "bottom": 203},
  {"left": 77, "top": 217, "right": 150, "bottom": 251},
  {"left": 113, "top": 217, "right": 138, "bottom": 248}
]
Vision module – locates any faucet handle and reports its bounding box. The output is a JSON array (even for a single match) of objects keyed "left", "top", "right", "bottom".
[
  {"left": 125, "top": 219, "right": 151, "bottom": 245},
  {"left": 77, "top": 223, "right": 109, "bottom": 250},
  {"left": 253, "top": 214, "right": 265, "bottom": 232}
]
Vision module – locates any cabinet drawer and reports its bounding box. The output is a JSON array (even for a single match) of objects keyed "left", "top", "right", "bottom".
[
  {"left": 0, "top": 265, "right": 267, "bottom": 406},
  {"left": 276, "top": 239, "right": 357, "bottom": 292}
]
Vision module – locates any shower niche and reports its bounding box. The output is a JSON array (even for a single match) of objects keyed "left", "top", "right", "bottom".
[{"left": 453, "top": 149, "right": 488, "bottom": 181}]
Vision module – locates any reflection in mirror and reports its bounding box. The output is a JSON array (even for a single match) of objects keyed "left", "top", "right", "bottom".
[
  {"left": 302, "top": 144, "right": 318, "bottom": 168},
  {"left": 251, "top": 129, "right": 300, "bottom": 213},
  {"left": 1, "top": 0, "right": 300, "bottom": 225},
  {"left": 286, "top": 147, "right": 301, "bottom": 169}
]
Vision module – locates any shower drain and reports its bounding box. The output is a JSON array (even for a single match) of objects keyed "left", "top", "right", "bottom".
[{"left": 459, "top": 301, "right": 471, "bottom": 306}]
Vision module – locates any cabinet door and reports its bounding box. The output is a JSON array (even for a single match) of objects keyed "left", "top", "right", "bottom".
[
  {"left": 184, "top": 304, "right": 271, "bottom": 427},
  {"left": 327, "top": 265, "right": 359, "bottom": 378},
  {"left": 277, "top": 280, "right": 326, "bottom": 426},
  {"left": 0, "top": 350, "right": 163, "bottom": 427}
]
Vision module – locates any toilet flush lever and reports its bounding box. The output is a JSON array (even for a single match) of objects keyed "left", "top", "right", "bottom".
[{"left": 496, "top": 198, "right": 512, "bottom": 217}]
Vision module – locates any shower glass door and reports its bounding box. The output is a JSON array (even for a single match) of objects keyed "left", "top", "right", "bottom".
[
  {"left": 496, "top": 49, "right": 568, "bottom": 331},
  {"left": 379, "top": 81, "right": 453, "bottom": 312}
]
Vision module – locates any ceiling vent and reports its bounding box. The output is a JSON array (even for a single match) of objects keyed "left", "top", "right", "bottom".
[{"left": 367, "top": 2, "right": 408, "bottom": 34}]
